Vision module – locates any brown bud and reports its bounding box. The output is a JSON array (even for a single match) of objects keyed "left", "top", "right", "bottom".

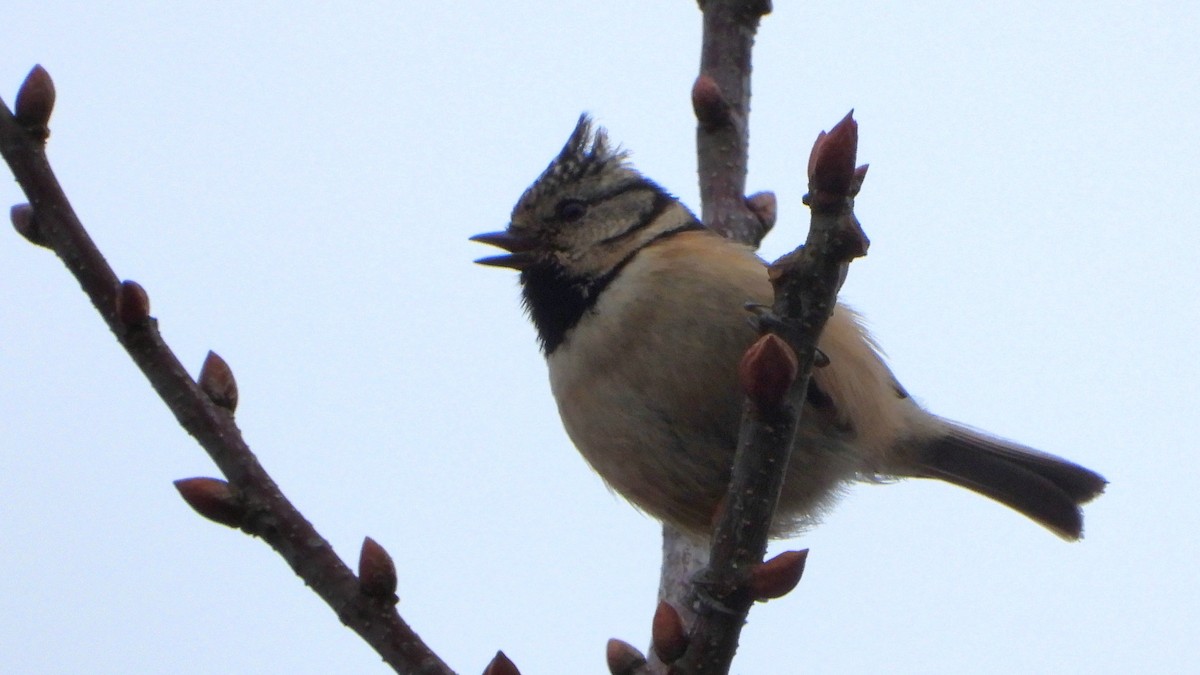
[
  {"left": 850, "top": 164, "right": 869, "bottom": 197},
  {"left": 606, "top": 638, "right": 647, "bottom": 675},
  {"left": 198, "top": 351, "right": 238, "bottom": 412},
  {"left": 807, "top": 110, "right": 858, "bottom": 198},
  {"left": 738, "top": 334, "right": 799, "bottom": 411},
  {"left": 691, "top": 74, "right": 731, "bottom": 129},
  {"left": 651, "top": 600, "right": 688, "bottom": 664},
  {"left": 806, "top": 130, "right": 826, "bottom": 180},
  {"left": 15, "top": 65, "right": 55, "bottom": 139},
  {"left": 10, "top": 203, "right": 50, "bottom": 248},
  {"left": 745, "top": 191, "right": 777, "bottom": 231},
  {"left": 750, "top": 549, "right": 809, "bottom": 601},
  {"left": 482, "top": 650, "right": 520, "bottom": 675},
  {"left": 174, "top": 477, "right": 245, "bottom": 528},
  {"left": 358, "top": 537, "right": 398, "bottom": 603},
  {"left": 115, "top": 280, "right": 150, "bottom": 325}
]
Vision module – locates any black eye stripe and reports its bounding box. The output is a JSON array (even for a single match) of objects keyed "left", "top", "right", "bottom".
[
  {"left": 598, "top": 190, "right": 675, "bottom": 245},
  {"left": 550, "top": 179, "right": 665, "bottom": 226}
]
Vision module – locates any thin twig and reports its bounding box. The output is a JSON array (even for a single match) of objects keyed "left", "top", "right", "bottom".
[{"left": 0, "top": 67, "right": 454, "bottom": 675}]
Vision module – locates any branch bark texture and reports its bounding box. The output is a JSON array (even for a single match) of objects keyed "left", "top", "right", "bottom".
[
  {"left": 0, "top": 68, "right": 454, "bottom": 675},
  {"left": 649, "top": 3, "right": 870, "bottom": 673},
  {"left": 677, "top": 113, "right": 868, "bottom": 674},
  {"left": 694, "top": 0, "right": 773, "bottom": 246}
]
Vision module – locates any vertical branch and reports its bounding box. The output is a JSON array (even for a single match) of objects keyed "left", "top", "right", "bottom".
[
  {"left": 647, "top": 3, "right": 871, "bottom": 673},
  {"left": 648, "top": 2, "right": 775, "bottom": 668},
  {"left": 693, "top": 0, "right": 773, "bottom": 246},
  {"left": 657, "top": 525, "right": 710, "bottom": 627}
]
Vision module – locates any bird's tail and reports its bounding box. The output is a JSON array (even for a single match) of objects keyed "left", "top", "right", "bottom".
[{"left": 907, "top": 423, "right": 1107, "bottom": 540}]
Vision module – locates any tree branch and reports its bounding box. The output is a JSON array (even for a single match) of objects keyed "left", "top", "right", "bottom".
[
  {"left": 675, "top": 113, "right": 869, "bottom": 673},
  {"left": 1, "top": 65, "right": 455, "bottom": 675},
  {"left": 640, "top": 3, "right": 777, "bottom": 668},
  {"left": 694, "top": 0, "right": 774, "bottom": 246},
  {"left": 639, "top": 2, "right": 870, "bottom": 672}
]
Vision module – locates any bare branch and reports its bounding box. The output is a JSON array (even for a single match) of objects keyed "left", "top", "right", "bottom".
[
  {"left": 677, "top": 111, "right": 869, "bottom": 674},
  {"left": 694, "top": 0, "right": 773, "bottom": 246},
  {"left": 0, "top": 66, "right": 455, "bottom": 675},
  {"left": 665, "top": 4, "right": 872, "bottom": 669}
]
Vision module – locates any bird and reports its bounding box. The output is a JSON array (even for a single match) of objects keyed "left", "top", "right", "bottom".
[{"left": 471, "top": 115, "right": 1106, "bottom": 540}]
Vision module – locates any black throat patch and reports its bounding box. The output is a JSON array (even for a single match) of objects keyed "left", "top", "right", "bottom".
[{"left": 519, "top": 221, "right": 704, "bottom": 355}]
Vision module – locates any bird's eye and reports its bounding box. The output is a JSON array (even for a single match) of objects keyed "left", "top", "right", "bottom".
[{"left": 555, "top": 199, "right": 587, "bottom": 222}]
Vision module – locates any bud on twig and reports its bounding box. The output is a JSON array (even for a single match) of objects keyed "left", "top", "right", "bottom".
[
  {"left": 10, "top": 203, "right": 49, "bottom": 248},
  {"left": 692, "top": 74, "right": 732, "bottom": 129},
  {"left": 358, "top": 537, "right": 398, "bottom": 603},
  {"left": 173, "top": 477, "right": 245, "bottom": 528},
  {"left": 807, "top": 111, "right": 858, "bottom": 200},
  {"left": 738, "top": 334, "right": 799, "bottom": 412},
  {"left": 745, "top": 191, "right": 777, "bottom": 231},
  {"left": 651, "top": 600, "right": 688, "bottom": 664},
  {"left": 115, "top": 280, "right": 150, "bottom": 325},
  {"left": 606, "top": 639, "right": 647, "bottom": 675},
  {"left": 15, "top": 65, "right": 56, "bottom": 140},
  {"left": 749, "top": 549, "right": 808, "bottom": 601},
  {"left": 850, "top": 164, "right": 869, "bottom": 197},
  {"left": 198, "top": 351, "right": 238, "bottom": 412},
  {"left": 482, "top": 650, "right": 520, "bottom": 675}
]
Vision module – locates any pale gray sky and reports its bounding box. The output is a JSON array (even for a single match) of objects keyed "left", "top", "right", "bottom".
[{"left": 2, "top": 2, "right": 1197, "bottom": 673}]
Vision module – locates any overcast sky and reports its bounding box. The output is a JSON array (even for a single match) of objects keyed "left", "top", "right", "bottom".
[{"left": 2, "top": 2, "right": 1197, "bottom": 673}]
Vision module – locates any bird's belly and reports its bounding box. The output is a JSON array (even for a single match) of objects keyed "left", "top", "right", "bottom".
[{"left": 548, "top": 334, "right": 859, "bottom": 536}]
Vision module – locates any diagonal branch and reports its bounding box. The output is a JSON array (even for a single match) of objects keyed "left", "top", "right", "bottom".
[
  {"left": 641, "top": 2, "right": 869, "bottom": 672},
  {"left": 1, "top": 65, "right": 454, "bottom": 675},
  {"left": 675, "top": 113, "right": 869, "bottom": 673}
]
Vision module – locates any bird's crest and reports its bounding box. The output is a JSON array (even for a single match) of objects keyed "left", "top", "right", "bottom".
[{"left": 514, "top": 114, "right": 629, "bottom": 215}]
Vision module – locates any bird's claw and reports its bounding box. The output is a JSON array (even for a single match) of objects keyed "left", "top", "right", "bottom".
[{"left": 743, "top": 303, "right": 830, "bottom": 367}]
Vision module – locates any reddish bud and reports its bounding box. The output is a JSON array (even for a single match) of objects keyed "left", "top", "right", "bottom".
[
  {"left": 738, "top": 334, "right": 799, "bottom": 411},
  {"left": 606, "top": 638, "right": 647, "bottom": 675},
  {"left": 482, "top": 650, "right": 520, "bottom": 675},
  {"left": 174, "top": 477, "right": 245, "bottom": 528},
  {"left": 807, "top": 111, "right": 858, "bottom": 198},
  {"left": 198, "top": 351, "right": 239, "bottom": 412},
  {"left": 115, "top": 280, "right": 150, "bottom": 325},
  {"left": 358, "top": 537, "right": 399, "bottom": 602},
  {"left": 806, "top": 130, "right": 826, "bottom": 180},
  {"left": 692, "top": 74, "right": 731, "bottom": 129},
  {"left": 745, "top": 191, "right": 777, "bottom": 231},
  {"left": 15, "top": 65, "right": 55, "bottom": 139},
  {"left": 10, "top": 203, "right": 49, "bottom": 248},
  {"left": 850, "top": 164, "right": 870, "bottom": 197},
  {"left": 750, "top": 549, "right": 809, "bottom": 601},
  {"left": 651, "top": 600, "right": 688, "bottom": 664}
]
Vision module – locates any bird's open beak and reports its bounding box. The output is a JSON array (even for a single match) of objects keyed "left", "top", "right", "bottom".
[{"left": 470, "top": 230, "right": 538, "bottom": 270}]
